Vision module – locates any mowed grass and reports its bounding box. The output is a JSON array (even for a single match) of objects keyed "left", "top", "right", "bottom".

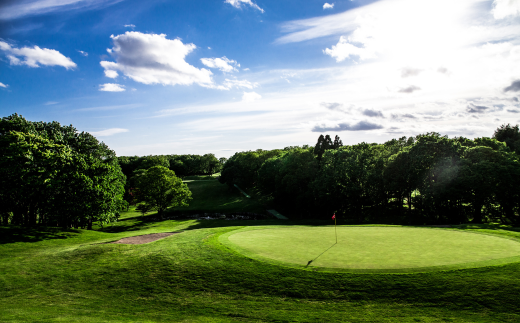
[
  {"left": 171, "top": 180, "right": 266, "bottom": 214},
  {"left": 2, "top": 218, "right": 520, "bottom": 322},
  {"left": 222, "top": 226, "right": 520, "bottom": 272},
  {"left": 2, "top": 180, "right": 520, "bottom": 322}
]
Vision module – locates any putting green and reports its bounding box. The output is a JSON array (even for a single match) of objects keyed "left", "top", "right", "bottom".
[{"left": 220, "top": 226, "right": 520, "bottom": 273}]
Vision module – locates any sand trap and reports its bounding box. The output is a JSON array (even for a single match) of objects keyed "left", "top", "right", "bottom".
[{"left": 111, "top": 232, "right": 180, "bottom": 244}]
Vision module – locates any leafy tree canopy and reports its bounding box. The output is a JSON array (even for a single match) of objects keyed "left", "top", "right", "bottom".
[{"left": 134, "top": 166, "right": 192, "bottom": 215}]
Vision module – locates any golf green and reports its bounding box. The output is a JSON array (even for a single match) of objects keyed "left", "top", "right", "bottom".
[{"left": 220, "top": 226, "right": 520, "bottom": 273}]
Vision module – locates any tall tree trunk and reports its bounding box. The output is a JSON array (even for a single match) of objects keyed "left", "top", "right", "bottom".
[{"left": 473, "top": 201, "right": 483, "bottom": 223}]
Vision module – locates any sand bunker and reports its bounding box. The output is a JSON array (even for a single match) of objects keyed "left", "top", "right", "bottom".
[{"left": 111, "top": 232, "right": 180, "bottom": 244}]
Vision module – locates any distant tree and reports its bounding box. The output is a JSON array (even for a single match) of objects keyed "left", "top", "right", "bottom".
[
  {"left": 219, "top": 149, "right": 283, "bottom": 189},
  {"left": 201, "top": 153, "right": 220, "bottom": 174},
  {"left": 493, "top": 124, "right": 520, "bottom": 154},
  {"left": 313, "top": 134, "right": 343, "bottom": 162},
  {"left": 134, "top": 166, "right": 192, "bottom": 216},
  {"left": 257, "top": 147, "right": 318, "bottom": 216},
  {"left": 332, "top": 135, "right": 343, "bottom": 149},
  {"left": 137, "top": 155, "right": 170, "bottom": 170}
]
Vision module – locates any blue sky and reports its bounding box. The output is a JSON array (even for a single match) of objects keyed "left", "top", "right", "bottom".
[{"left": 1, "top": 0, "right": 520, "bottom": 157}]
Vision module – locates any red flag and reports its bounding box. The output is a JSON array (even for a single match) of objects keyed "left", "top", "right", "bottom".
[{"left": 332, "top": 214, "right": 335, "bottom": 220}]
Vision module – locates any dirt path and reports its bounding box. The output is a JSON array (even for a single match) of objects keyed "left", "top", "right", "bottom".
[{"left": 111, "top": 232, "right": 180, "bottom": 244}]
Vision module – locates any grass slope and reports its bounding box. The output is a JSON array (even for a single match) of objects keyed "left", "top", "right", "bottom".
[
  {"left": 2, "top": 215, "right": 520, "bottom": 322},
  {"left": 171, "top": 180, "right": 267, "bottom": 214},
  {"left": 1, "top": 180, "right": 520, "bottom": 322}
]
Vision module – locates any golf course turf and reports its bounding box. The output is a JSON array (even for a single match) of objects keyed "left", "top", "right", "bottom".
[
  {"left": 3, "top": 179, "right": 520, "bottom": 322},
  {"left": 3, "top": 215, "right": 520, "bottom": 322},
  {"left": 221, "top": 226, "right": 520, "bottom": 273}
]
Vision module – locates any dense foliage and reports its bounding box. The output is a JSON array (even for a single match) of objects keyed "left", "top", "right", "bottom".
[
  {"left": 220, "top": 126, "right": 520, "bottom": 225},
  {"left": 117, "top": 154, "right": 221, "bottom": 210},
  {"left": 133, "top": 166, "right": 192, "bottom": 216},
  {"left": 0, "top": 114, "right": 126, "bottom": 229},
  {"left": 118, "top": 153, "right": 224, "bottom": 179}
]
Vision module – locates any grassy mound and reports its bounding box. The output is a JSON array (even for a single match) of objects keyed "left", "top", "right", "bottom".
[
  {"left": 221, "top": 226, "right": 520, "bottom": 273},
  {"left": 2, "top": 197, "right": 520, "bottom": 322}
]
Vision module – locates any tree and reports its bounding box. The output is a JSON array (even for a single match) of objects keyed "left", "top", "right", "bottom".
[
  {"left": 314, "top": 134, "right": 343, "bottom": 162},
  {"left": 332, "top": 135, "right": 343, "bottom": 149},
  {"left": 493, "top": 124, "right": 520, "bottom": 154},
  {"left": 135, "top": 166, "right": 192, "bottom": 216},
  {"left": 313, "top": 134, "right": 333, "bottom": 161},
  {"left": 0, "top": 114, "right": 126, "bottom": 229}
]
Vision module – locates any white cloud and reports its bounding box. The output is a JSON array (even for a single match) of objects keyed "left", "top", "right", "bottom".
[
  {"left": 242, "top": 91, "right": 262, "bottom": 102},
  {"left": 89, "top": 128, "right": 129, "bottom": 137},
  {"left": 243, "top": 67, "right": 250, "bottom": 71},
  {"left": 104, "top": 70, "right": 118, "bottom": 78},
  {"left": 225, "top": 0, "right": 264, "bottom": 13},
  {"left": 323, "top": 3, "right": 334, "bottom": 9},
  {"left": 323, "top": 36, "right": 375, "bottom": 62},
  {"left": 492, "top": 0, "right": 520, "bottom": 19},
  {"left": 100, "top": 32, "right": 214, "bottom": 88},
  {"left": 201, "top": 56, "right": 239, "bottom": 73},
  {"left": 99, "top": 83, "right": 125, "bottom": 92},
  {"left": 44, "top": 101, "right": 58, "bottom": 105},
  {"left": 223, "top": 78, "right": 257, "bottom": 89},
  {"left": 0, "top": 82, "right": 8, "bottom": 88},
  {"left": 124, "top": 24, "right": 135, "bottom": 28},
  {"left": 0, "top": 41, "right": 76, "bottom": 69},
  {"left": 78, "top": 50, "right": 88, "bottom": 56},
  {"left": 0, "top": 0, "right": 123, "bottom": 20}
]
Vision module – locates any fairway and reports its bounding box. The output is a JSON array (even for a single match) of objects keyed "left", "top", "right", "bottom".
[{"left": 222, "top": 226, "right": 520, "bottom": 272}]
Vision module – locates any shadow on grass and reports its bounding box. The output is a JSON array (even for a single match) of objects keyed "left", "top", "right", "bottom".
[
  {"left": 99, "top": 212, "right": 336, "bottom": 234},
  {"left": 97, "top": 215, "right": 160, "bottom": 233},
  {"left": 307, "top": 242, "right": 337, "bottom": 267},
  {"left": 0, "top": 226, "right": 80, "bottom": 244},
  {"left": 449, "top": 223, "right": 520, "bottom": 233}
]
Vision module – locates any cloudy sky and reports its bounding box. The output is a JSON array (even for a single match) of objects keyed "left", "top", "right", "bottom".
[{"left": 1, "top": 0, "right": 520, "bottom": 157}]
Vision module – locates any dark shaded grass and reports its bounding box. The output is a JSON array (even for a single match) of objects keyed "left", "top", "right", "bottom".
[{"left": 170, "top": 180, "right": 268, "bottom": 214}]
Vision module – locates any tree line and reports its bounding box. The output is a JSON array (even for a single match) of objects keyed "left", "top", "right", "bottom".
[
  {"left": 219, "top": 125, "right": 520, "bottom": 225},
  {"left": 3, "top": 112, "right": 519, "bottom": 228},
  {"left": 117, "top": 154, "right": 225, "bottom": 179},
  {"left": 0, "top": 114, "right": 126, "bottom": 229},
  {"left": 0, "top": 114, "right": 221, "bottom": 228}
]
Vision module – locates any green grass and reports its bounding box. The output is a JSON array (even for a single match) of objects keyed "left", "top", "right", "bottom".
[
  {"left": 2, "top": 182, "right": 520, "bottom": 322},
  {"left": 221, "top": 226, "right": 520, "bottom": 273},
  {"left": 171, "top": 180, "right": 267, "bottom": 214},
  {"left": 1, "top": 214, "right": 520, "bottom": 322}
]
